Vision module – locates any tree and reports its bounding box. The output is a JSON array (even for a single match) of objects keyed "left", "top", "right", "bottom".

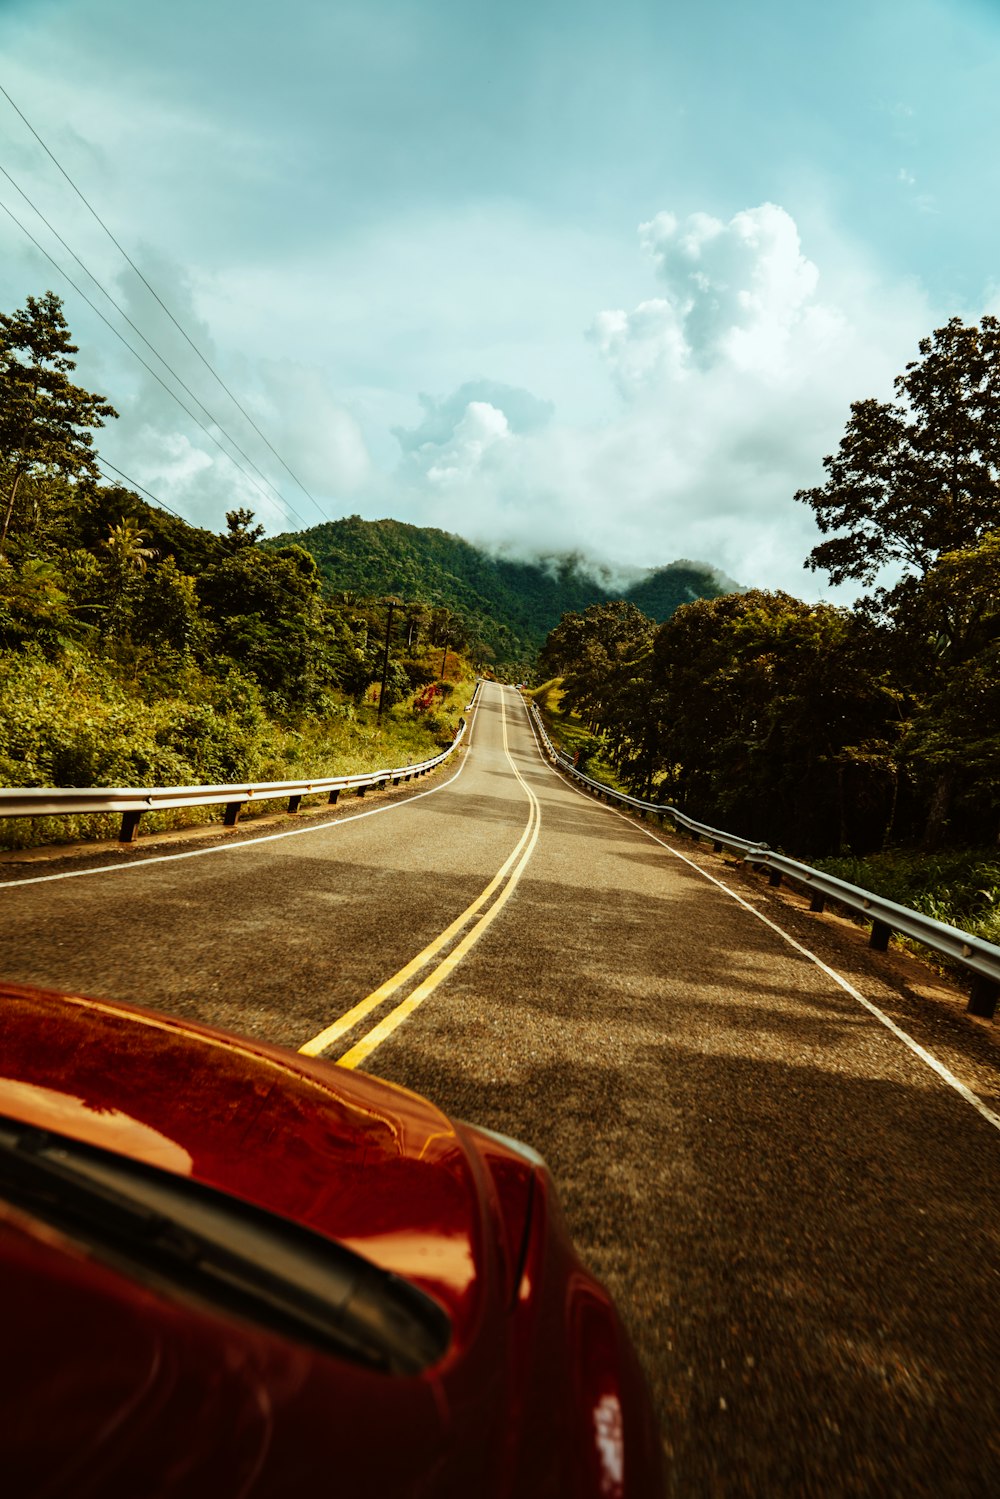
[
  {"left": 198, "top": 542, "right": 337, "bottom": 706},
  {"left": 641, "top": 592, "right": 904, "bottom": 852},
  {"left": 0, "top": 556, "right": 74, "bottom": 651},
  {"left": 0, "top": 292, "right": 117, "bottom": 559},
  {"left": 797, "top": 315, "right": 1000, "bottom": 588},
  {"left": 404, "top": 601, "right": 431, "bottom": 647},
  {"left": 102, "top": 517, "right": 157, "bottom": 576},
  {"left": 222, "top": 507, "right": 265, "bottom": 551},
  {"left": 539, "top": 602, "right": 655, "bottom": 728},
  {"left": 890, "top": 531, "right": 1000, "bottom": 846},
  {"left": 130, "top": 557, "right": 203, "bottom": 658},
  {"left": 100, "top": 518, "right": 158, "bottom": 639}
]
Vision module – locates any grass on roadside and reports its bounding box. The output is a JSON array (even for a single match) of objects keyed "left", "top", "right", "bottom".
[
  {"left": 0, "top": 650, "right": 476, "bottom": 852},
  {"left": 813, "top": 848, "right": 1000, "bottom": 951},
  {"left": 526, "top": 678, "right": 629, "bottom": 793}
]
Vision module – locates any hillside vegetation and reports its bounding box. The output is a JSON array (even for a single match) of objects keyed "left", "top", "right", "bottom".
[
  {"left": 268, "top": 515, "right": 737, "bottom": 663},
  {"left": 0, "top": 294, "right": 477, "bottom": 848},
  {"left": 1, "top": 289, "right": 731, "bottom": 850}
]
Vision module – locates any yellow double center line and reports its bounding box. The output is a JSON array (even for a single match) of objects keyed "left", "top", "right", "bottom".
[{"left": 299, "top": 691, "right": 541, "bottom": 1070}]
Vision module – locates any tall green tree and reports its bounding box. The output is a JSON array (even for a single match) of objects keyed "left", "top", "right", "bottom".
[
  {"left": 632, "top": 592, "right": 903, "bottom": 852},
  {"left": 539, "top": 601, "right": 655, "bottom": 728},
  {"left": 0, "top": 292, "right": 117, "bottom": 559},
  {"left": 100, "top": 518, "right": 157, "bottom": 639},
  {"left": 797, "top": 315, "right": 1000, "bottom": 588},
  {"left": 893, "top": 531, "right": 1000, "bottom": 845},
  {"left": 222, "top": 506, "right": 265, "bottom": 551}
]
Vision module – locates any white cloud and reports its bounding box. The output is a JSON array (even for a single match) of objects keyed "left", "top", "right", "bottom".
[
  {"left": 395, "top": 380, "right": 554, "bottom": 451},
  {"left": 589, "top": 300, "right": 688, "bottom": 394},
  {"left": 600, "top": 204, "right": 831, "bottom": 384},
  {"left": 244, "top": 364, "right": 373, "bottom": 501},
  {"left": 390, "top": 203, "right": 933, "bottom": 599},
  {"left": 411, "top": 400, "right": 512, "bottom": 486}
]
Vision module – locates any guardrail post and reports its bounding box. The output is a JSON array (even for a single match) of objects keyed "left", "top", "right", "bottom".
[
  {"left": 869, "top": 920, "right": 891, "bottom": 951},
  {"left": 287, "top": 795, "right": 302, "bottom": 814},
  {"left": 712, "top": 839, "right": 723, "bottom": 852},
  {"left": 356, "top": 784, "right": 367, "bottom": 797},
  {"left": 328, "top": 789, "right": 340, "bottom": 805},
  {"left": 118, "top": 810, "right": 142, "bottom": 843},
  {"left": 223, "top": 801, "right": 241, "bottom": 826},
  {"left": 768, "top": 868, "right": 782, "bottom": 887},
  {"left": 809, "top": 892, "right": 826, "bottom": 913},
  {"left": 967, "top": 977, "right": 999, "bottom": 1020}
]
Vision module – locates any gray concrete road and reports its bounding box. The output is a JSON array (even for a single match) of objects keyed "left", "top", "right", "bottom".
[{"left": 2, "top": 681, "right": 999, "bottom": 1495}]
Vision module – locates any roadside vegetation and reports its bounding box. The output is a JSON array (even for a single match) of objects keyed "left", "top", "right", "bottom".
[
  {"left": 0, "top": 292, "right": 474, "bottom": 851},
  {"left": 528, "top": 678, "right": 628, "bottom": 793},
  {"left": 811, "top": 850, "right": 1000, "bottom": 951},
  {"left": 535, "top": 315, "right": 1000, "bottom": 944}
]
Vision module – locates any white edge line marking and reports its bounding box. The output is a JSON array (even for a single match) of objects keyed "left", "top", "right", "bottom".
[
  {"left": 0, "top": 695, "right": 484, "bottom": 889},
  {"left": 516, "top": 692, "right": 1000, "bottom": 1137}
]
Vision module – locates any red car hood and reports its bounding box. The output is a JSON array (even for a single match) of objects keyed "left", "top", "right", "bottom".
[{"left": 0, "top": 982, "right": 484, "bottom": 1338}]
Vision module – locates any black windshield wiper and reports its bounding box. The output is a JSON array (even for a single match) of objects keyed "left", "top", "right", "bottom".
[{"left": 0, "top": 1116, "right": 449, "bottom": 1376}]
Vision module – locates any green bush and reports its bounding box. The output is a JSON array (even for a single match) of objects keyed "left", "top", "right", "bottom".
[
  {"left": 814, "top": 848, "right": 1000, "bottom": 948},
  {"left": 0, "top": 649, "right": 477, "bottom": 850}
]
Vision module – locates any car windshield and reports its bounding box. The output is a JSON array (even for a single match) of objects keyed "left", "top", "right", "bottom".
[{"left": 0, "top": 1114, "right": 450, "bottom": 1376}]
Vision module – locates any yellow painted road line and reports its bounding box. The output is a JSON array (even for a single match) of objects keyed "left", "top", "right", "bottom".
[
  {"left": 335, "top": 806, "right": 540, "bottom": 1068},
  {"left": 297, "top": 792, "right": 538, "bottom": 1057},
  {"left": 298, "top": 688, "right": 540, "bottom": 1065},
  {"left": 335, "top": 691, "right": 540, "bottom": 1069}
]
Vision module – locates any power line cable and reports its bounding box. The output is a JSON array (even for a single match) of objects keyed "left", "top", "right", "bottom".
[
  {"left": 95, "top": 456, "right": 189, "bottom": 522},
  {"left": 0, "top": 78, "right": 331, "bottom": 525},
  {"left": 0, "top": 158, "right": 310, "bottom": 526},
  {"left": 0, "top": 191, "right": 311, "bottom": 531}
]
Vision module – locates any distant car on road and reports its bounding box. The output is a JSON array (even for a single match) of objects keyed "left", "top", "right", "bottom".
[{"left": 0, "top": 980, "right": 663, "bottom": 1496}]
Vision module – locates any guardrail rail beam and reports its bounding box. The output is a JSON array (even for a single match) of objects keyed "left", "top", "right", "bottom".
[{"left": 523, "top": 695, "right": 1000, "bottom": 1023}]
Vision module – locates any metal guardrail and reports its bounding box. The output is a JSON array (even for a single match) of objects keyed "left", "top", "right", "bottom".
[
  {"left": 0, "top": 685, "right": 481, "bottom": 846},
  {"left": 742, "top": 849, "right": 1000, "bottom": 1015},
  {"left": 525, "top": 699, "right": 1000, "bottom": 1020},
  {"left": 527, "top": 703, "right": 764, "bottom": 857}
]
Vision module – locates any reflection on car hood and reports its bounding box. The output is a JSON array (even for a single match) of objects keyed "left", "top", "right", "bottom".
[{"left": 0, "top": 982, "right": 483, "bottom": 1334}]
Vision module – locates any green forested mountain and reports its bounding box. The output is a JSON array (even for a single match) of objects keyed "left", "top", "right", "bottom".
[{"left": 268, "top": 515, "right": 738, "bottom": 662}]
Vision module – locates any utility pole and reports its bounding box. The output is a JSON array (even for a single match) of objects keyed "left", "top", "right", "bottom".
[{"left": 377, "top": 597, "right": 401, "bottom": 721}]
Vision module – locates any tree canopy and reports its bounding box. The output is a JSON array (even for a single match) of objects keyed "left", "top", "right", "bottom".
[
  {"left": 535, "top": 316, "right": 1000, "bottom": 853},
  {"left": 1, "top": 292, "right": 117, "bottom": 558},
  {"left": 797, "top": 315, "right": 1000, "bottom": 587}
]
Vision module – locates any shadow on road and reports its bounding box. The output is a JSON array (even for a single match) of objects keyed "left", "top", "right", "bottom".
[{"left": 370, "top": 869, "right": 1000, "bottom": 1497}]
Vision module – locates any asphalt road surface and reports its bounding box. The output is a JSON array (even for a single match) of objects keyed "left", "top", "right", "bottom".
[{"left": 2, "top": 681, "right": 999, "bottom": 1495}]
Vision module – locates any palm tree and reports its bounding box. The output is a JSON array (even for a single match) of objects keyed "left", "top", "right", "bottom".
[
  {"left": 101, "top": 518, "right": 157, "bottom": 637},
  {"left": 102, "top": 518, "right": 157, "bottom": 575}
]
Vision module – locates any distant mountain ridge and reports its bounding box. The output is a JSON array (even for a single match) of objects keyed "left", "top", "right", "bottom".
[{"left": 268, "top": 514, "right": 741, "bottom": 663}]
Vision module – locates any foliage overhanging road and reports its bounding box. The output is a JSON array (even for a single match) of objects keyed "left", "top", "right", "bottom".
[{"left": 2, "top": 681, "right": 999, "bottom": 1495}]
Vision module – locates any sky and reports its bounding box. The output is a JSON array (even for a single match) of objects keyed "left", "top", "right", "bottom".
[{"left": 1, "top": 0, "right": 999, "bottom": 598}]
